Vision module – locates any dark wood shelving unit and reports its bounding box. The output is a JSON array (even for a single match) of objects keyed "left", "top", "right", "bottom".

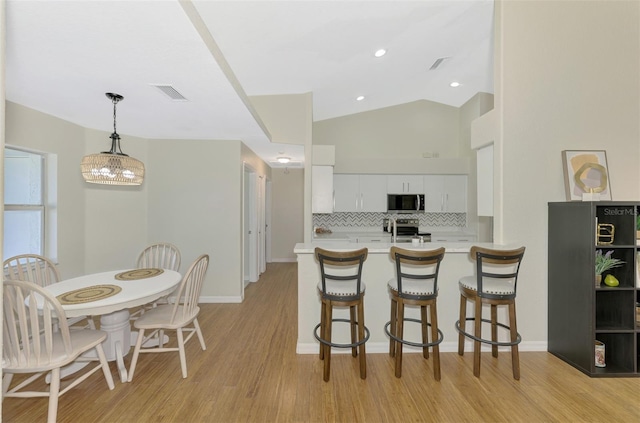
[{"left": 548, "top": 201, "right": 639, "bottom": 377}]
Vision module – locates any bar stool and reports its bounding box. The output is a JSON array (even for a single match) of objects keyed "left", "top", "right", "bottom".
[
  {"left": 313, "top": 247, "right": 369, "bottom": 382},
  {"left": 384, "top": 246, "right": 445, "bottom": 379},
  {"left": 455, "top": 246, "right": 526, "bottom": 380}
]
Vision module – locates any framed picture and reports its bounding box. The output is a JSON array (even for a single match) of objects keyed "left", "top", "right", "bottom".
[{"left": 562, "top": 150, "right": 612, "bottom": 201}]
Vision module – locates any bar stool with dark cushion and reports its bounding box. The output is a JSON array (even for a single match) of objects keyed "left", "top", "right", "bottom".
[
  {"left": 384, "top": 246, "right": 445, "bottom": 379},
  {"left": 313, "top": 247, "right": 369, "bottom": 382},
  {"left": 455, "top": 246, "right": 526, "bottom": 379}
]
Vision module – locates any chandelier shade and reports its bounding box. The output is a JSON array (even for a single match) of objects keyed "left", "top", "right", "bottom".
[{"left": 81, "top": 93, "right": 145, "bottom": 186}]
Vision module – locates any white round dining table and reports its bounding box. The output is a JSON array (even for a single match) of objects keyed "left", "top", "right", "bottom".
[{"left": 42, "top": 269, "right": 182, "bottom": 383}]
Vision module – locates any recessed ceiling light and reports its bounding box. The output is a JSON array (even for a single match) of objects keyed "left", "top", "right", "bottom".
[
  {"left": 356, "top": 95, "right": 365, "bottom": 101},
  {"left": 277, "top": 157, "right": 291, "bottom": 164},
  {"left": 450, "top": 81, "right": 461, "bottom": 88},
  {"left": 374, "top": 49, "right": 387, "bottom": 58}
]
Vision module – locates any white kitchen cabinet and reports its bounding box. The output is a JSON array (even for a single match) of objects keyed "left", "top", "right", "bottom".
[
  {"left": 355, "top": 235, "right": 391, "bottom": 243},
  {"left": 387, "top": 175, "right": 423, "bottom": 194},
  {"left": 334, "top": 174, "right": 387, "bottom": 212},
  {"left": 358, "top": 175, "right": 387, "bottom": 212},
  {"left": 423, "top": 175, "right": 467, "bottom": 213},
  {"left": 312, "top": 166, "right": 334, "bottom": 213},
  {"left": 431, "top": 234, "right": 476, "bottom": 242}
]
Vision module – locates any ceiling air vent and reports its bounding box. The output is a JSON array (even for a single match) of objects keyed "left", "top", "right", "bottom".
[
  {"left": 151, "top": 84, "right": 188, "bottom": 101},
  {"left": 429, "top": 57, "right": 450, "bottom": 70}
]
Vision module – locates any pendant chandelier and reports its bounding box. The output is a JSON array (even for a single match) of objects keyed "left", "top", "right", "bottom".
[{"left": 81, "top": 93, "right": 145, "bottom": 185}]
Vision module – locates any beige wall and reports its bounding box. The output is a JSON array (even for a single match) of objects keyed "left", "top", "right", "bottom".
[
  {"left": 495, "top": 0, "right": 640, "bottom": 343},
  {"left": 271, "top": 168, "right": 304, "bottom": 261},
  {"left": 83, "top": 128, "right": 149, "bottom": 274},
  {"left": 5, "top": 102, "right": 89, "bottom": 279},
  {"left": 250, "top": 93, "right": 311, "bottom": 145},
  {"left": 313, "top": 99, "right": 467, "bottom": 174},
  {"left": 4, "top": 102, "right": 275, "bottom": 301},
  {"left": 459, "top": 92, "right": 494, "bottom": 238}
]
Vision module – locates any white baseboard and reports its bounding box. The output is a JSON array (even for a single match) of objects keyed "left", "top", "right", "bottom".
[
  {"left": 270, "top": 258, "right": 297, "bottom": 263},
  {"left": 296, "top": 340, "right": 548, "bottom": 354},
  {"left": 199, "top": 296, "right": 243, "bottom": 304}
]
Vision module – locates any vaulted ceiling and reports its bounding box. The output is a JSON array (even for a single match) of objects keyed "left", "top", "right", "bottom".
[{"left": 5, "top": 0, "right": 493, "bottom": 166}]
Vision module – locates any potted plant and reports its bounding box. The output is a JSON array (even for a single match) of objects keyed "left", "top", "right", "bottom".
[{"left": 595, "top": 250, "right": 624, "bottom": 287}]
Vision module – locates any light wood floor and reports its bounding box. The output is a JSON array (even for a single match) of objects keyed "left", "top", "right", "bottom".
[{"left": 3, "top": 262, "right": 640, "bottom": 422}]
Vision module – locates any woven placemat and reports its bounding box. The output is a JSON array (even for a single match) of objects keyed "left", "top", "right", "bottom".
[
  {"left": 57, "top": 285, "right": 122, "bottom": 305},
  {"left": 114, "top": 268, "right": 164, "bottom": 281}
]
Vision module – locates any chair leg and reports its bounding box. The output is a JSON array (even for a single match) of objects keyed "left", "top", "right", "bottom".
[
  {"left": 323, "top": 303, "right": 333, "bottom": 382},
  {"left": 319, "top": 301, "right": 326, "bottom": 360},
  {"left": 127, "top": 328, "right": 146, "bottom": 382},
  {"left": 509, "top": 302, "right": 520, "bottom": 380},
  {"left": 491, "top": 304, "right": 498, "bottom": 358},
  {"left": 394, "top": 299, "right": 404, "bottom": 378},
  {"left": 2, "top": 373, "right": 14, "bottom": 397},
  {"left": 95, "top": 343, "right": 115, "bottom": 390},
  {"left": 430, "top": 302, "right": 441, "bottom": 381},
  {"left": 458, "top": 294, "right": 467, "bottom": 355},
  {"left": 357, "top": 300, "right": 366, "bottom": 380},
  {"left": 421, "top": 305, "right": 429, "bottom": 359},
  {"left": 177, "top": 328, "right": 188, "bottom": 378},
  {"left": 47, "top": 368, "right": 60, "bottom": 423},
  {"left": 473, "top": 296, "right": 482, "bottom": 377},
  {"left": 389, "top": 297, "right": 397, "bottom": 357},
  {"left": 194, "top": 318, "right": 206, "bottom": 350},
  {"left": 350, "top": 305, "right": 358, "bottom": 357}
]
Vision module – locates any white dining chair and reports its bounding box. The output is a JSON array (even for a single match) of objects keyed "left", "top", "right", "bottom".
[
  {"left": 127, "top": 254, "right": 209, "bottom": 381},
  {"left": 2, "top": 279, "right": 115, "bottom": 423},
  {"left": 3, "top": 254, "right": 95, "bottom": 330},
  {"left": 129, "top": 243, "right": 182, "bottom": 321}
]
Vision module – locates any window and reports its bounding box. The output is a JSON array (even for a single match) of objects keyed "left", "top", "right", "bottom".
[{"left": 4, "top": 147, "right": 45, "bottom": 260}]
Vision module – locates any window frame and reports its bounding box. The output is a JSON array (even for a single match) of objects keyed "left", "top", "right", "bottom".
[{"left": 3, "top": 146, "right": 51, "bottom": 261}]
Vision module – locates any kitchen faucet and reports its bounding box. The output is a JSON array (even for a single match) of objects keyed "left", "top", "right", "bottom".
[{"left": 387, "top": 217, "right": 397, "bottom": 243}]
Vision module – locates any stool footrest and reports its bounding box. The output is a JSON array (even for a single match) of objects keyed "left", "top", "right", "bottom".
[
  {"left": 455, "top": 318, "right": 522, "bottom": 347},
  {"left": 314, "top": 319, "right": 370, "bottom": 349},
  {"left": 384, "top": 318, "right": 444, "bottom": 348}
]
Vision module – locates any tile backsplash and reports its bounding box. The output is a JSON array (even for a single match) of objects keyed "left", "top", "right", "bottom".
[{"left": 313, "top": 212, "right": 466, "bottom": 229}]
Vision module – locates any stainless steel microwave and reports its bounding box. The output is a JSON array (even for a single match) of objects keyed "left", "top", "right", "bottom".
[{"left": 387, "top": 194, "right": 425, "bottom": 213}]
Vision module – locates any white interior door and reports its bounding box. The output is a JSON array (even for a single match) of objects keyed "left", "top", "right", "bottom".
[
  {"left": 243, "top": 164, "right": 258, "bottom": 286},
  {"left": 258, "top": 175, "right": 266, "bottom": 274},
  {"left": 265, "top": 178, "right": 272, "bottom": 264}
]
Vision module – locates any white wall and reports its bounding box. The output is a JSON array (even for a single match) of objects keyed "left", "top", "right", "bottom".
[{"left": 495, "top": 0, "right": 640, "bottom": 343}]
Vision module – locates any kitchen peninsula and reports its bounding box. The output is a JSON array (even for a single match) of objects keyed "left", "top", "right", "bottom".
[{"left": 294, "top": 241, "right": 513, "bottom": 354}]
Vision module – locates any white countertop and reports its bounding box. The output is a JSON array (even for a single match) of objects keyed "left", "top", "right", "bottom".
[{"left": 295, "top": 241, "right": 500, "bottom": 254}]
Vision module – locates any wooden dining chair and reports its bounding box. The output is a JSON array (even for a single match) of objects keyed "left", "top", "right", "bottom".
[
  {"left": 3, "top": 254, "right": 60, "bottom": 287},
  {"left": 3, "top": 254, "right": 95, "bottom": 330},
  {"left": 130, "top": 243, "right": 182, "bottom": 321},
  {"left": 2, "top": 279, "right": 115, "bottom": 423},
  {"left": 127, "top": 254, "right": 209, "bottom": 381}
]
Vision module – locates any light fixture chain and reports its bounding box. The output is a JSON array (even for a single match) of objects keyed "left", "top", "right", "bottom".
[{"left": 113, "top": 96, "right": 118, "bottom": 135}]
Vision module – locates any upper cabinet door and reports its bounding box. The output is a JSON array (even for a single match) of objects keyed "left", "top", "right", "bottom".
[
  {"left": 359, "top": 175, "right": 387, "bottom": 212},
  {"left": 423, "top": 175, "right": 467, "bottom": 213},
  {"left": 387, "top": 175, "right": 423, "bottom": 194},
  {"left": 444, "top": 175, "right": 467, "bottom": 213},
  {"left": 423, "top": 175, "right": 445, "bottom": 212},
  {"left": 333, "top": 174, "right": 360, "bottom": 212}
]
